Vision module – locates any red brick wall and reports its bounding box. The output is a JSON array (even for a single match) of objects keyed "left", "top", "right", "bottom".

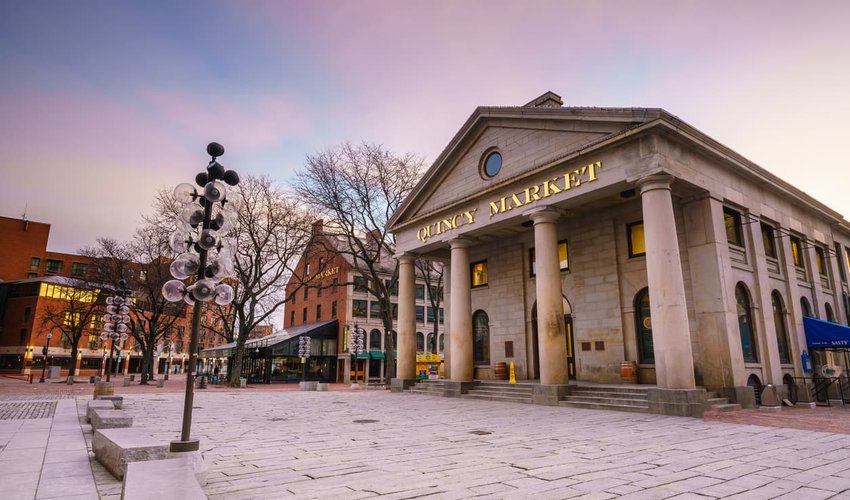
[{"left": 0, "top": 216, "right": 50, "bottom": 281}]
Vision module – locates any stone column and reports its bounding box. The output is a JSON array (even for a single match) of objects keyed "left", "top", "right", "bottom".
[
  {"left": 392, "top": 254, "right": 417, "bottom": 392},
  {"left": 449, "top": 238, "right": 473, "bottom": 382},
  {"left": 638, "top": 175, "right": 695, "bottom": 389},
  {"left": 530, "top": 208, "right": 568, "bottom": 386}
]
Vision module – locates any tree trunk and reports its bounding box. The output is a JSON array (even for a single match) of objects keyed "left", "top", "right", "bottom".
[
  {"left": 68, "top": 344, "right": 78, "bottom": 379},
  {"left": 383, "top": 318, "right": 395, "bottom": 382},
  {"left": 229, "top": 341, "right": 246, "bottom": 387}
]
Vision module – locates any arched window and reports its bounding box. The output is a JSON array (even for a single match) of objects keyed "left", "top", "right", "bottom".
[
  {"left": 736, "top": 283, "right": 758, "bottom": 362},
  {"left": 747, "top": 374, "right": 763, "bottom": 405},
  {"left": 416, "top": 332, "right": 424, "bottom": 352},
  {"left": 439, "top": 334, "right": 444, "bottom": 353},
  {"left": 369, "top": 329, "right": 381, "bottom": 349},
  {"left": 427, "top": 333, "right": 436, "bottom": 353},
  {"left": 634, "top": 288, "right": 654, "bottom": 364},
  {"left": 825, "top": 303, "right": 835, "bottom": 323},
  {"left": 472, "top": 310, "right": 490, "bottom": 365},
  {"left": 801, "top": 297, "right": 813, "bottom": 318},
  {"left": 772, "top": 291, "right": 791, "bottom": 364}
]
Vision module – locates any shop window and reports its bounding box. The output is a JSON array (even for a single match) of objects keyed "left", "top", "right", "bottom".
[
  {"left": 45, "top": 259, "right": 63, "bottom": 274},
  {"left": 627, "top": 222, "right": 646, "bottom": 258},
  {"left": 772, "top": 291, "right": 791, "bottom": 364},
  {"left": 30, "top": 257, "right": 41, "bottom": 271},
  {"left": 439, "top": 308, "right": 444, "bottom": 324},
  {"left": 317, "top": 285, "right": 322, "bottom": 298},
  {"left": 353, "top": 276, "right": 368, "bottom": 293},
  {"left": 800, "top": 297, "right": 813, "bottom": 318},
  {"left": 835, "top": 243, "right": 847, "bottom": 283},
  {"left": 415, "top": 284, "right": 425, "bottom": 300},
  {"left": 415, "top": 306, "right": 424, "bottom": 323},
  {"left": 302, "top": 308, "right": 307, "bottom": 322},
  {"left": 416, "top": 332, "right": 425, "bottom": 352},
  {"left": 724, "top": 207, "right": 744, "bottom": 248},
  {"left": 736, "top": 283, "right": 758, "bottom": 362},
  {"left": 331, "top": 301, "right": 337, "bottom": 319},
  {"left": 439, "top": 334, "right": 444, "bottom": 353},
  {"left": 352, "top": 300, "right": 367, "bottom": 318},
  {"left": 790, "top": 236, "right": 804, "bottom": 268},
  {"left": 289, "top": 310, "right": 295, "bottom": 326},
  {"left": 815, "top": 247, "right": 827, "bottom": 276},
  {"left": 472, "top": 310, "right": 490, "bottom": 365},
  {"left": 303, "top": 287, "right": 308, "bottom": 300},
  {"left": 71, "top": 262, "right": 87, "bottom": 277},
  {"left": 427, "top": 333, "right": 436, "bottom": 353},
  {"left": 481, "top": 150, "right": 502, "bottom": 179},
  {"left": 634, "top": 288, "right": 654, "bottom": 364},
  {"left": 426, "top": 307, "right": 435, "bottom": 323},
  {"left": 369, "top": 329, "right": 382, "bottom": 349},
  {"left": 529, "top": 241, "right": 569, "bottom": 277},
  {"left": 316, "top": 304, "right": 322, "bottom": 321},
  {"left": 471, "top": 261, "right": 488, "bottom": 288},
  {"left": 825, "top": 303, "right": 835, "bottom": 323},
  {"left": 761, "top": 223, "right": 777, "bottom": 258}
]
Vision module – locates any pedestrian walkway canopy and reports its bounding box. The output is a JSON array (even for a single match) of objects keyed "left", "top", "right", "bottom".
[
  {"left": 803, "top": 316, "right": 850, "bottom": 349},
  {"left": 200, "top": 319, "right": 339, "bottom": 358}
]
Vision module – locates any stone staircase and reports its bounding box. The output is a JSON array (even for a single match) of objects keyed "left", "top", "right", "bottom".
[
  {"left": 407, "top": 379, "right": 446, "bottom": 396},
  {"left": 559, "top": 385, "right": 650, "bottom": 413},
  {"left": 705, "top": 390, "right": 742, "bottom": 412},
  {"left": 461, "top": 381, "right": 534, "bottom": 404}
]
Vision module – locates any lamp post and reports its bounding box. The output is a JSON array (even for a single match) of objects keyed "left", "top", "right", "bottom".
[
  {"left": 101, "top": 279, "right": 131, "bottom": 383},
  {"left": 39, "top": 333, "right": 53, "bottom": 383},
  {"left": 163, "top": 142, "right": 239, "bottom": 453},
  {"left": 165, "top": 341, "right": 173, "bottom": 381}
]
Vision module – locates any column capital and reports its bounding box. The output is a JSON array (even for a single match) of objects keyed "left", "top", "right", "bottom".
[
  {"left": 527, "top": 207, "right": 561, "bottom": 225},
  {"left": 396, "top": 253, "right": 417, "bottom": 265},
  {"left": 636, "top": 174, "right": 675, "bottom": 195},
  {"left": 449, "top": 237, "right": 473, "bottom": 249}
]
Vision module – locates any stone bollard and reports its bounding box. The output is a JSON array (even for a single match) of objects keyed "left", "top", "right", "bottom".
[
  {"left": 94, "top": 381, "right": 114, "bottom": 399},
  {"left": 123, "top": 378, "right": 131, "bottom": 387},
  {"left": 156, "top": 379, "right": 165, "bottom": 388},
  {"left": 66, "top": 376, "right": 75, "bottom": 385},
  {"left": 759, "top": 384, "right": 781, "bottom": 412}
]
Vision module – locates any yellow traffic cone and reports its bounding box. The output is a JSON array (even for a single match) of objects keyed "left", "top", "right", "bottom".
[{"left": 509, "top": 361, "right": 516, "bottom": 384}]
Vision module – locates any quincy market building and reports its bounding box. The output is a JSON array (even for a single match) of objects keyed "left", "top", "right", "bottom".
[{"left": 387, "top": 92, "right": 850, "bottom": 416}]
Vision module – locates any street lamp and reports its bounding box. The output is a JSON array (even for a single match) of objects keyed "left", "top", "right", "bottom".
[
  {"left": 350, "top": 325, "right": 365, "bottom": 383},
  {"left": 162, "top": 142, "right": 239, "bottom": 453},
  {"left": 164, "top": 341, "right": 174, "bottom": 381},
  {"left": 39, "top": 333, "right": 53, "bottom": 383},
  {"left": 101, "top": 279, "right": 131, "bottom": 383}
]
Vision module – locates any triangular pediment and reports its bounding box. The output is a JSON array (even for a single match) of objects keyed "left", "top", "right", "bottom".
[{"left": 390, "top": 105, "right": 660, "bottom": 230}]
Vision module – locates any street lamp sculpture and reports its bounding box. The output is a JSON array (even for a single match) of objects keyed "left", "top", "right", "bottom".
[
  {"left": 350, "top": 325, "right": 366, "bottom": 383},
  {"left": 162, "top": 142, "right": 239, "bottom": 453},
  {"left": 39, "top": 332, "right": 53, "bottom": 383},
  {"left": 298, "top": 336, "right": 312, "bottom": 381},
  {"left": 101, "top": 279, "right": 131, "bottom": 383}
]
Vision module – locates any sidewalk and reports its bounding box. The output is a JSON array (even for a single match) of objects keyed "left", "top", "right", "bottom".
[{"left": 0, "top": 396, "right": 96, "bottom": 499}]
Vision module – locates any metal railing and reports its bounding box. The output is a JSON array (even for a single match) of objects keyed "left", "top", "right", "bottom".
[{"left": 789, "top": 376, "right": 850, "bottom": 406}]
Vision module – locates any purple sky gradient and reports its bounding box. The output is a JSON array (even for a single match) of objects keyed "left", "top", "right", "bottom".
[{"left": 2, "top": 1, "right": 849, "bottom": 253}]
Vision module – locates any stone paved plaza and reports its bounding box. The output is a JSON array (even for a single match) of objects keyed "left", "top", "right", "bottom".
[{"left": 88, "top": 390, "right": 850, "bottom": 499}]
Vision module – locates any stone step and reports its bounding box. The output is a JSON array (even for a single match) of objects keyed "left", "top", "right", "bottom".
[
  {"left": 559, "top": 401, "right": 649, "bottom": 413},
  {"left": 466, "top": 387, "right": 533, "bottom": 395},
  {"left": 571, "top": 385, "right": 650, "bottom": 393},
  {"left": 461, "top": 394, "right": 532, "bottom": 404},
  {"left": 563, "top": 395, "right": 649, "bottom": 407},
  {"left": 707, "top": 397, "right": 729, "bottom": 406},
  {"left": 407, "top": 388, "right": 443, "bottom": 395},
  {"left": 568, "top": 390, "right": 648, "bottom": 400},
  {"left": 711, "top": 403, "right": 742, "bottom": 412}
]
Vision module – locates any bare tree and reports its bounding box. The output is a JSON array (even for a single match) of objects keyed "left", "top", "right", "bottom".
[
  {"left": 40, "top": 277, "right": 105, "bottom": 380},
  {"left": 416, "top": 259, "right": 444, "bottom": 352},
  {"left": 218, "top": 175, "right": 314, "bottom": 387},
  {"left": 293, "top": 142, "right": 424, "bottom": 382}
]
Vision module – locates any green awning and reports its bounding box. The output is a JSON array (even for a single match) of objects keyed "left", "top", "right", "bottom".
[
  {"left": 369, "top": 350, "right": 385, "bottom": 360},
  {"left": 355, "top": 352, "right": 370, "bottom": 359}
]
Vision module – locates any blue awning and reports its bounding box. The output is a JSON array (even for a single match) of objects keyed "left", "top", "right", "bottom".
[{"left": 803, "top": 316, "right": 850, "bottom": 348}]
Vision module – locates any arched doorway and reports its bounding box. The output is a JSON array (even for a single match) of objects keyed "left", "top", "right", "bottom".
[{"left": 531, "top": 296, "right": 574, "bottom": 380}]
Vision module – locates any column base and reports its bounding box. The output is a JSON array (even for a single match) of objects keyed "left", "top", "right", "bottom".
[
  {"left": 719, "top": 385, "right": 756, "bottom": 409},
  {"left": 390, "top": 378, "right": 416, "bottom": 393},
  {"left": 443, "top": 380, "right": 475, "bottom": 398},
  {"left": 648, "top": 388, "right": 708, "bottom": 417},
  {"left": 532, "top": 384, "right": 571, "bottom": 406},
  {"left": 169, "top": 439, "right": 200, "bottom": 452}
]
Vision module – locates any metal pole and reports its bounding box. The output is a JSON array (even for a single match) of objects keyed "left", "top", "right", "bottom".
[
  {"left": 39, "top": 336, "right": 50, "bottom": 383},
  {"left": 106, "top": 336, "right": 115, "bottom": 382},
  {"left": 172, "top": 196, "right": 211, "bottom": 453}
]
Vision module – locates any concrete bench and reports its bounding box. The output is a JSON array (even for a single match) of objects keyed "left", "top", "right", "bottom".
[
  {"left": 90, "top": 408, "right": 133, "bottom": 429},
  {"left": 122, "top": 456, "right": 207, "bottom": 499},
  {"left": 95, "top": 395, "right": 124, "bottom": 409},
  {"left": 87, "top": 400, "right": 116, "bottom": 422},
  {"left": 299, "top": 381, "right": 318, "bottom": 391},
  {"left": 93, "top": 428, "right": 169, "bottom": 480}
]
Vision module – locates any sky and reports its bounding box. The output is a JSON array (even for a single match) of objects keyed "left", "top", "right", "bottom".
[{"left": 2, "top": 0, "right": 849, "bottom": 254}]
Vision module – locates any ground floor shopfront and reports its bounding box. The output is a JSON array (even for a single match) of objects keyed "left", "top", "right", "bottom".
[{"left": 386, "top": 93, "right": 850, "bottom": 416}]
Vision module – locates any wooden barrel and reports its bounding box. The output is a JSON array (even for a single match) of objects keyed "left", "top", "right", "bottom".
[
  {"left": 620, "top": 361, "right": 638, "bottom": 384},
  {"left": 493, "top": 362, "right": 508, "bottom": 380},
  {"left": 93, "top": 381, "right": 114, "bottom": 399}
]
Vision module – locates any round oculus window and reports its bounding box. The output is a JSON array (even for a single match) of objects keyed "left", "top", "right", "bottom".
[{"left": 483, "top": 151, "right": 502, "bottom": 178}]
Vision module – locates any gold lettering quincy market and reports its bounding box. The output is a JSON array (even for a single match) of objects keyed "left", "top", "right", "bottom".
[
  {"left": 489, "top": 161, "right": 602, "bottom": 216},
  {"left": 417, "top": 209, "right": 477, "bottom": 243}
]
